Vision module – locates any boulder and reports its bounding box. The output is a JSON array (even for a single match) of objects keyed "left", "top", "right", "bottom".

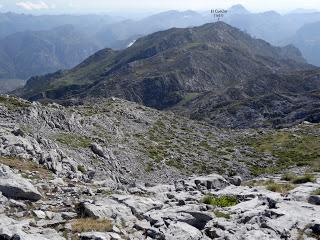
[
  {"left": 61, "top": 212, "right": 77, "bottom": 220},
  {"left": 40, "top": 149, "right": 62, "bottom": 173},
  {"left": 228, "top": 176, "right": 242, "bottom": 186},
  {"left": 32, "top": 210, "right": 46, "bottom": 219},
  {"left": 164, "top": 222, "right": 203, "bottom": 240},
  {"left": 311, "top": 223, "right": 320, "bottom": 235},
  {"left": 0, "top": 164, "right": 41, "bottom": 201},
  {"left": 189, "top": 174, "right": 230, "bottom": 191},
  {"left": 91, "top": 143, "right": 105, "bottom": 158},
  {"left": 0, "top": 214, "right": 64, "bottom": 240},
  {"left": 111, "top": 195, "right": 163, "bottom": 218},
  {"left": 80, "top": 232, "right": 110, "bottom": 240},
  {"left": 77, "top": 199, "right": 136, "bottom": 224},
  {"left": 144, "top": 205, "right": 211, "bottom": 230},
  {"left": 308, "top": 195, "right": 320, "bottom": 205}
]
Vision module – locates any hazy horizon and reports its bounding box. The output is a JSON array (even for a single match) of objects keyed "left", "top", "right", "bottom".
[{"left": 0, "top": 0, "right": 320, "bottom": 16}]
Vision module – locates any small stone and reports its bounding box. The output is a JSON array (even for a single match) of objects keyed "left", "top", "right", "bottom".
[
  {"left": 91, "top": 143, "right": 105, "bottom": 158},
  {"left": 80, "top": 232, "right": 110, "bottom": 240},
  {"left": 229, "top": 176, "right": 242, "bottom": 186},
  {"left": 108, "top": 232, "right": 121, "bottom": 240},
  {"left": 61, "top": 212, "right": 77, "bottom": 220},
  {"left": 311, "top": 224, "right": 320, "bottom": 235},
  {"left": 134, "top": 220, "right": 151, "bottom": 231},
  {"left": 308, "top": 195, "right": 320, "bottom": 205},
  {"left": 112, "top": 226, "right": 121, "bottom": 234},
  {"left": 177, "top": 200, "right": 186, "bottom": 206},
  {"left": 32, "top": 210, "right": 46, "bottom": 219}
]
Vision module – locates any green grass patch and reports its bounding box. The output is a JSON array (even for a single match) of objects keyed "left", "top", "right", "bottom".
[
  {"left": 55, "top": 133, "right": 91, "bottom": 149},
  {"left": 192, "top": 161, "right": 211, "bottom": 174},
  {"left": 246, "top": 132, "right": 320, "bottom": 175},
  {"left": 249, "top": 165, "right": 279, "bottom": 177},
  {"left": 77, "top": 165, "right": 86, "bottom": 174},
  {"left": 281, "top": 173, "right": 316, "bottom": 184},
  {"left": 0, "top": 96, "right": 31, "bottom": 110},
  {"left": 145, "top": 162, "right": 154, "bottom": 172},
  {"left": 266, "top": 183, "right": 295, "bottom": 193},
  {"left": 281, "top": 172, "right": 297, "bottom": 181},
  {"left": 0, "top": 157, "right": 52, "bottom": 179},
  {"left": 311, "top": 188, "right": 320, "bottom": 195},
  {"left": 202, "top": 195, "right": 238, "bottom": 207},
  {"left": 292, "top": 174, "right": 316, "bottom": 184},
  {"left": 148, "top": 145, "right": 166, "bottom": 163},
  {"left": 166, "top": 158, "right": 185, "bottom": 169},
  {"left": 213, "top": 210, "right": 231, "bottom": 219},
  {"left": 245, "top": 179, "right": 296, "bottom": 193},
  {"left": 243, "top": 179, "right": 275, "bottom": 187}
]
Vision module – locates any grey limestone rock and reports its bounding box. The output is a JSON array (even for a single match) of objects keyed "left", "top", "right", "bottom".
[{"left": 0, "top": 164, "right": 42, "bottom": 201}]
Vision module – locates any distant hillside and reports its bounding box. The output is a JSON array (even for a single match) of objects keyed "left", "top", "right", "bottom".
[
  {"left": 2, "top": 8, "right": 320, "bottom": 86},
  {"left": 173, "top": 70, "right": 320, "bottom": 128},
  {"left": 0, "top": 25, "right": 102, "bottom": 80},
  {"left": 288, "top": 21, "right": 320, "bottom": 66},
  {"left": 96, "top": 10, "right": 208, "bottom": 42},
  {"left": 15, "top": 22, "right": 320, "bottom": 128},
  {"left": 224, "top": 8, "right": 320, "bottom": 46},
  {"left": 0, "top": 12, "right": 120, "bottom": 39},
  {"left": 0, "top": 79, "right": 25, "bottom": 94}
]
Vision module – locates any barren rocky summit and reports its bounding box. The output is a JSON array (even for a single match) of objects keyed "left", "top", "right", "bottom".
[{"left": 0, "top": 95, "right": 319, "bottom": 240}]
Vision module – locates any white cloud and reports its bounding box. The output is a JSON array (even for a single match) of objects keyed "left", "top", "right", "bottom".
[{"left": 16, "top": 1, "right": 50, "bottom": 10}]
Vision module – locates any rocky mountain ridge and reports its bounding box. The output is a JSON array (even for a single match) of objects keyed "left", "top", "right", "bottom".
[{"left": 15, "top": 22, "right": 320, "bottom": 128}]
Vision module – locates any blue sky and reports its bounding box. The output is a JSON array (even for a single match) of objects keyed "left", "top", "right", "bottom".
[{"left": 1, "top": 0, "right": 320, "bottom": 14}]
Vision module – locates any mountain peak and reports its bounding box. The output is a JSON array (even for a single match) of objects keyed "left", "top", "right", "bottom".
[
  {"left": 229, "top": 4, "right": 250, "bottom": 14},
  {"left": 17, "top": 21, "right": 311, "bottom": 110}
]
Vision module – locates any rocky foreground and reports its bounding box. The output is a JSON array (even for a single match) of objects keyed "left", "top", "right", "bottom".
[
  {"left": 0, "top": 164, "right": 319, "bottom": 240},
  {"left": 0, "top": 95, "right": 319, "bottom": 239}
]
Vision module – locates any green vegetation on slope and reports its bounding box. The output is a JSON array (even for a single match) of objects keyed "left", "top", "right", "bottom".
[
  {"left": 246, "top": 127, "right": 320, "bottom": 175},
  {"left": 202, "top": 195, "right": 238, "bottom": 207},
  {"left": 55, "top": 133, "right": 91, "bottom": 149},
  {"left": 0, "top": 96, "right": 31, "bottom": 110}
]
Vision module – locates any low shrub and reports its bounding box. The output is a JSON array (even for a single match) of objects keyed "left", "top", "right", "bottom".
[
  {"left": 266, "top": 183, "right": 294, "bottom": 193},
  {"left": 311, "top": 188, "right": 320, "bottom": 195},
  {"left": 292, "top": 174, "right": 316, "bottom": 184},
  {"left": 77, "top": 165, "right": 86, "bottom": 174},
  {"left": 202, "top": 195, "right": 238, "bottom": 207},
  {"left": 213, "top": 210, "right": 231, "bottom": 219},
  {"left": 281, "top": 172, "right": 296, "bottom": 181}
]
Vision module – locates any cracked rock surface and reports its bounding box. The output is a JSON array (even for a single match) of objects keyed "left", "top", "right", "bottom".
[{"left": 0, "top": 96, "right": 319, "bottom": 239}]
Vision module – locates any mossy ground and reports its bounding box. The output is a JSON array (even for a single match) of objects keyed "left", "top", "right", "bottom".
[
  {"left": 244, "top": 126, "right": 320, "bottom": 175},
  {"left": 213, "top": 210, "right": 231, "bottom": 219},
  {"left": 311, "top": 188, "right": 320, "bottom": 195},
  {"left": 55, "top": 133, "right": 91, "bottom": 149},
  {"left": 266, "top": 182, "right": 295, "bottom": 193},
  {"left": 202, "top": 195, "right": 238, "bottom": 207},
  {"left": 0, "top": 157, "right": 52, "bottom": 180},
  {"left": 0, "top": 96, "right": 31, "bottom": 110}
]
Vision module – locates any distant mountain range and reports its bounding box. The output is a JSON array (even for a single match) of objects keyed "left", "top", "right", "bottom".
[
  {"left": 0, "top": 25, "right": 102, "bottom": 80},
  {"left": 0, "top": 12, "right": 121, "bottom": 39},
  {"left": 15, "top": 22, "right": 320, "bottom": 128},
  {"left": 2, "top": 6, "right": 320, "bottom": 93},
  {"left": 286, "top": 21, "right": 320, "bottom": 67}
]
